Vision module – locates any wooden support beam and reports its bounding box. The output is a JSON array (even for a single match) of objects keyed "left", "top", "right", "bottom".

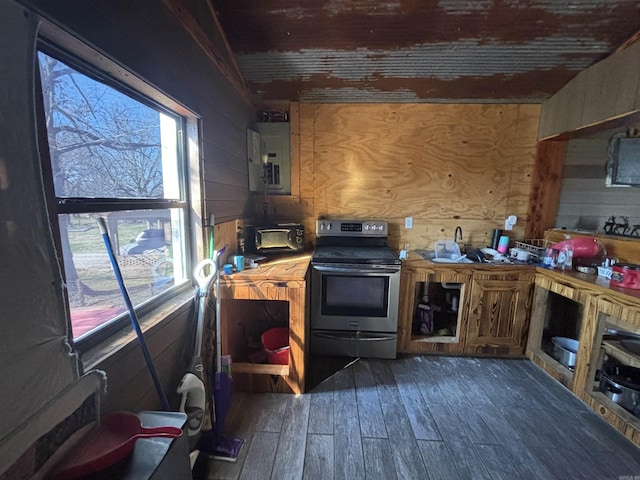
[
  {"left": 161, "top": 0, "right": 254, "bottom": 106},
  {"left": 205, "top": 0, "right": 248, "bottom": 92},
  {"left": 525, "top": 140, "right": 566, "bottom": 240},
  {"left": 616, "top": 29, "right": 640, "bottom": 54}
]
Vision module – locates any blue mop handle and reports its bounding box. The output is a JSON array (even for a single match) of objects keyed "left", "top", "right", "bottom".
[{"left": 97, "top": 217, "right": 170, "bottom": 411}]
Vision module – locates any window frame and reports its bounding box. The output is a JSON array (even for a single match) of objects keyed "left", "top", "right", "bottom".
[{"left": 35, "top": 25, "right": 203, "bottom": 352}]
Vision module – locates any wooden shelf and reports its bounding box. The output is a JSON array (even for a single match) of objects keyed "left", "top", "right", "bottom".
[
  {"left": 410, "top": 334, "right": 459, "bottom": 344},
  {"left": 602, "top": 340, "right": 640, "bottom": 368},
  {"left": 233, "top": 362, "right": 289, "bottom": 376},
  {"left": 528, "top": 348, "right": 574, "bottom": 390},
  {"left": 527, "top": 268, "right": 640, "bottom": 448},
  {"left": 582, "top": 390, "right": 640, "bottom": 445},
  {"left": 590, "top": 391, "right": 640, "bottom": 425}
]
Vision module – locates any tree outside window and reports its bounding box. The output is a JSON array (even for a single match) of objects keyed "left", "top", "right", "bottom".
[{"left": 37, "top": 50, "right": 189, "bottom": 342}]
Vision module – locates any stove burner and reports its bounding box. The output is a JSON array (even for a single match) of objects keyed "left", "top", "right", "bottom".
[
  {"left": 312, "top": 245, "right": 400, "bottom": 265},
  {"left": 312, "top": 219, "right": 400, "bottom": 265}
]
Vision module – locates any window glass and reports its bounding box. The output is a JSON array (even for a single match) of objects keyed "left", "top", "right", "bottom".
[{"left": 37, "top": 50, "right": 189, "bottom": 342}]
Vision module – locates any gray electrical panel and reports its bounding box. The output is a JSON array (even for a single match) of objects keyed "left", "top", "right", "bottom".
[{"left": 247, "top": 123, "right": 291, "bottom": 194}]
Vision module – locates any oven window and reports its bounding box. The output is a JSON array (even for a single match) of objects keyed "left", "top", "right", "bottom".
[{"left": 322, "top": 275, "right": 389, "bottom": 317}]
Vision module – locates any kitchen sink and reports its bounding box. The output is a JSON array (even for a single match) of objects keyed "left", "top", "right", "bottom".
[
  {"left": 414, "top": 249, "right": 519, "bottom": 265},
  {"left": 414, "top": 250, "right": 474, "bottom": 263},
  {"left": 431, "top": 257, "right": 473, "bottom": 264}
]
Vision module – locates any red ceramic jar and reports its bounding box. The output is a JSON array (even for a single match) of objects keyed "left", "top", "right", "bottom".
[{"left": 610, "top": 263, "right": 640, "bottom": 290}]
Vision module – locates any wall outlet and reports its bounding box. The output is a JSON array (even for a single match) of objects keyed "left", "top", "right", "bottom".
[
  {"left": 405, "top": 217, "right": 413, "bottom": 229},
  {"left": 504, "top": 214, "right": 517, "bottom": 231}
]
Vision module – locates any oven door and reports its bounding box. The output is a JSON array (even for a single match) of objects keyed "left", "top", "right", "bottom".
[{"left": 311, "top": 263, "right": 400, "bottom": 332}]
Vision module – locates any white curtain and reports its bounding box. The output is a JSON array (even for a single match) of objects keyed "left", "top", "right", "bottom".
[{"left": 0, "top": 0, "right": 82, "bottom": 473}]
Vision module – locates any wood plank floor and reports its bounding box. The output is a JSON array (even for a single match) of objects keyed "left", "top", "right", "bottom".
[{"left": 206, "top": 356, "right": 640, "bottom": 480}]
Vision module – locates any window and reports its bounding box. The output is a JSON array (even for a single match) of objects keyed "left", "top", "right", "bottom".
[{"left": 36, "top": 45, "right": 192, "bottom": 347}]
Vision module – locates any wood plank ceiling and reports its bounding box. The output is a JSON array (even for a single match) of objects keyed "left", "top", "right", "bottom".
[{"left": 209, "top": 0, "right": 640, "bottom": 104}]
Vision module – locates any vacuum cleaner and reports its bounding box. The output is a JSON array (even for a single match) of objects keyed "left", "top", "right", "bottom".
[
  {"left": 178, "top": 246, "right": 243, "bottom": 466},
  {"left": 177, "top": 257, "right": 217, "bottom": 467},
  {"left": 197, "top": 246, "right": 244, "bottom": 462}
]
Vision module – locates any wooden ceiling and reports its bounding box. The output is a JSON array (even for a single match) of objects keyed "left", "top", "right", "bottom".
[{"left": 208, "top": 0, "right": 640, "bottom": 104}]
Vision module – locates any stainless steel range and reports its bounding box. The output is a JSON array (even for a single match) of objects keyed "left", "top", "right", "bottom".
[{"left": 310, "top": 219, "right": 401, "bottom": 359}]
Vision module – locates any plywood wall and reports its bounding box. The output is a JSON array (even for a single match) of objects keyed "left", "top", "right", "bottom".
[{"left": 267, "top": 103, "right": 541, "bottom": 251}]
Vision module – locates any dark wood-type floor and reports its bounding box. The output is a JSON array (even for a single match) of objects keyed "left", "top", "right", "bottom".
[{"left": 207, "top": 355, "right": 640, "bottom": 479}]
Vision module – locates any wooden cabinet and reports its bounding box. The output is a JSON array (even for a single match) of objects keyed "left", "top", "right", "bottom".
[
  {"left": 525, "top": 271, "right": 587, "bottom": 390},
  {"left": 398, "top": 255, "right": 534, "bottom": 356},
  {"left": 464, "top": 270, "right": 534, "bottom": 356},
  {"left": 574, "top": 295, "right": 640, "bottom": 446},
  {"left": 398, "top": 266, "right": 472, "bottom": 354},
  {"left": 219, "top": 254, "right": 311, "bottom": 394},
  {"left": 526, "top": 268, "right": 640, "bottom": 448}
]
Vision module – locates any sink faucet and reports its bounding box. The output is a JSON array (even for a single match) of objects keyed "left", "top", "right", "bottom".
[{"left": 454, "top": 226, "right": 463, "bottom": 244}]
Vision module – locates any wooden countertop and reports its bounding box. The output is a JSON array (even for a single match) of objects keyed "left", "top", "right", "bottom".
[
  {"left": 219, "top": 253, "right": 312, "bottom": 289},
  {"left": 401, "top": 251, "right": 534, "bottom": 274},
  {"left": 534, "top": 266, "right": 640, "bottom": 304},
  {"left": 544, "top": 228, "right": 640, "bottom": 266},
  {"left": 403, "top": 250, "right": 640, "bottom": 304},
  {"left": 217, "top": 253, "right": 312, "bottom": 394},
  {"left": 219, "top": 250, "right": 640, "bottom": 304}
]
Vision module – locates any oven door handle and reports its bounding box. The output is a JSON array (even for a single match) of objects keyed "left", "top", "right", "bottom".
[
  {"left": 312, "top": 331, "right": 397, "bottom": 342},
  {"left": 312, "top": 265, "right": 400, "bottom": 275}
]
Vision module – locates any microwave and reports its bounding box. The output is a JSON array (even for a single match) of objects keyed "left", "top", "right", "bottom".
[{"left": 245, "top": 223, "right": 304, "bottom": 254}]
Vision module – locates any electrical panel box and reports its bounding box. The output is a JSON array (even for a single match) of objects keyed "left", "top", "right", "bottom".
[
  {"left": 247, "top": 128, "right": 262, "bottom": 192},
  {"left": 247, "top": 123, "right": 291, "bottom": 195}
]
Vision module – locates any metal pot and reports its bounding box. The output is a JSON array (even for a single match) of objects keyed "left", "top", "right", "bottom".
[
  {"left": 603, "top": 328, "right": 640, "bottom": 341},
  {"left": 599, "top": 365, "right": 640, "bottom": 417},
  {"left": 551, "top": 337, "right": 579, "bottom": 369},
  {"left": 620, "top": 339, "right": 640, "bottom": 356}
]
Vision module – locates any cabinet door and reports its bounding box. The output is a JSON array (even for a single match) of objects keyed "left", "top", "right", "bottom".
[
  {"left": 465, "top": 276, "right": 532, "bottom": 354},
  {"left": 398, "top": 269, "right": 471, "bottom": 354}
]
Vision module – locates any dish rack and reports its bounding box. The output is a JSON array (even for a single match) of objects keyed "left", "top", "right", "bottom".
[
  {"left": 514, "top": 239, "right": 553, "bottom": 261},
  {"left": 597, "top": 266, "right": 613, "bottom": 279}
]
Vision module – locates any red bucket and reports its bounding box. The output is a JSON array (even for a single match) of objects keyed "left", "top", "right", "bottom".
[{"left": 261, "top": 327, "right": 290, "bottom": 365}]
